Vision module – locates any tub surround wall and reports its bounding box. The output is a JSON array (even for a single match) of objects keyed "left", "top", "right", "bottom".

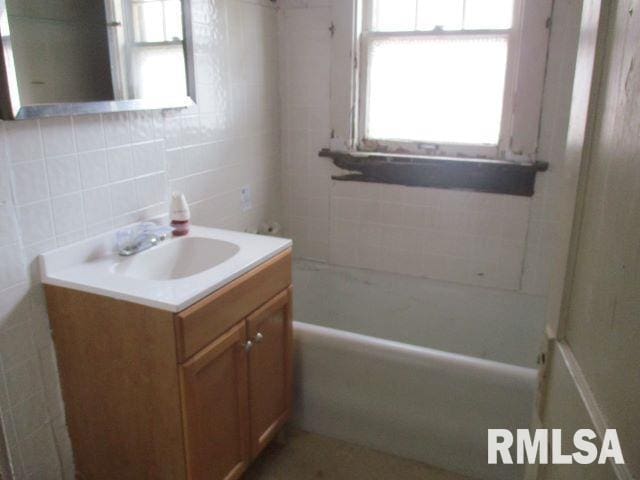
[
  {"left": 277, "top": 0, "right": 581, "bottom": 361},
  {"left": 0, "top": 0, "right": 281, "bottom": 478},
  {"left": 279, "top": 0, "right": 582, "bottom": 296},
  {"left": 327, "top": 185, "right": 531, "bottom": 290},
  {"left": 294, "top": 260, "right": 546, "bottom": 368}
]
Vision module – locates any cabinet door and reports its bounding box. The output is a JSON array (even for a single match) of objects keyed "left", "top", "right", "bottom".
[
  {"left": 247, "top": 287, "right": 293, "bottom": 458},
  {"left": 180, "top": 322, "right": 250, "bottom": 480}
]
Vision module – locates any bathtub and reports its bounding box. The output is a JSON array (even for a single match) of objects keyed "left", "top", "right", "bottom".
[{"left": 291, "top": 260, "right": 544, "bottom": 480}]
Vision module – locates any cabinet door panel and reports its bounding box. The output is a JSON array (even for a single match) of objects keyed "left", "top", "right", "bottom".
[
  {"left": 180, "top": 322, "right": 249, "bottom": 480},
  {"left": 247, "top": 287, "right": 293, "bottom": 458}
]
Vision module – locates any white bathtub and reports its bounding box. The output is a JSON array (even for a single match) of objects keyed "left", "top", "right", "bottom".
[{"left": 291, "top": 260, "right": 543, "bottom": 480}]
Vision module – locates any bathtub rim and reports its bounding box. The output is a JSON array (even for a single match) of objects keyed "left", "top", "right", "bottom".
[{"left": 293, "top": 320, "right": 538, "bottom": 388}]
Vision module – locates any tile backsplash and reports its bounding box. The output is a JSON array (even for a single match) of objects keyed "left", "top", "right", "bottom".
[{"left": 0, "top": 0, "right": 280, "bottom": 478}]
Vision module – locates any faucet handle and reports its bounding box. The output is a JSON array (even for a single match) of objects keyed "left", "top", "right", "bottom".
[
  {"left": 116, "top": 223, "right": 172, "bottom": 252},
  {"left": 146, "top": 225, "right": 174, "bottom": 241},
  {"left": 116, "top": 227, "right": 136, "bottom": 252}
]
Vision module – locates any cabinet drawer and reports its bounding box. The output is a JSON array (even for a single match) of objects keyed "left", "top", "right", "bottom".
[{"left": 175, "top": 249, "right": 292, "bottom": 361}]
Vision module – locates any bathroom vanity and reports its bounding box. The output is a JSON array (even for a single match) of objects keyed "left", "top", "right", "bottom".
[{"left": 40, "top": 226, "right": 293, "bottom": 480}]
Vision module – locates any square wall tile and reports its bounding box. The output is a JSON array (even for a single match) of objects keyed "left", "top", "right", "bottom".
[
  {"left": 12, "top": 391, "right": 48, "bottom": 441},
  {"left": 136, "top": 173, "right": 166, "bottom": 208},
  {"left": 79, "top": 150, "right": 109, "bottom": 188},
  {"left": 0, "top": 323, "right": 36, "bottom": 370},
  {"left": 73, "top": 115, "right": 105, "bottom": 152},
  {"left": 0, "top": 203, "right": 19, "bottom": 247},
  {"left": 103, "top": 113, "right": 131, "bottom": 147},
  {"left": 19, "top": 422, "right": 61, "bottom": 479},
  {"left": 0, "top": 282, "right": 30, "bottom": 332},
  {"left": 5, "top": 121, "right": 42, "bottom": 163},
  {"left": 46, "top": 155, "right": 81, "bottom": 197},
  {"left": 107, "top": 147, "right": 134, "bottom": 182},
  {"left": 5, "top": 358, "right": 42, "bottom": 407},
  {"left": 17, "top": 201, "right": 53, "bottom": 245},
  {"left": 132, "top": 141, "right": 165, "bottom": 176},
  {"left": 129, "top": 111, "right": 159, "bottom": 143},
  {"left": 0, "top": 246, "right": 26, "bottom": 290},
  {"left": 51, "top": 193, "right": 84, "bottom": 235},
  {"left": 83, "top": 187, "right": 112, "bottom": 226},
  {"left": 110, "top": 180, "right": 138, "bottom": 216},
  {"left": 11, "top": 162, "right": 49, "bottom": 205},
  {"left": 166, "top": 148, "right": 184, "bottom": 179},
  {"left": 40, "top": 118, "right": 75, "bottom": 158}
]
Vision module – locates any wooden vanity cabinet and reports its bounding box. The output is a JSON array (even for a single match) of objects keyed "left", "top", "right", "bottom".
[
  {"left": 179, "top": 287, "right": 293, "bottom": 480},
  {"left": 180, "top": 322, "right": 250, "bottom": 480},
  {"left": 45, "top": 249, "right": 292, "bottom": 480},
  {"left": 247, "top": 287, "right": 293, "bottom": 459}
]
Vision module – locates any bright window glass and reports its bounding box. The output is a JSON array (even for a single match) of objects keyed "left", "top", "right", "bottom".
[
  {"left": 372, "top": 0, "right": 417, "bottom": 31},
  {"left": 133, "top": 45, "right": 187, "bottom": 98},
  {"left": 132, "top": 0, "right": 183, "bottom": 43},
  {"left": 463, "top": 0, "right": 514, "bottom": 29},
  {"left": 163, "top": 1, "right": 183, "bottom": 40},
  {"left": 365, "top": 35, "right": 508, "bottom": 145},
  {"left": 371, "top": 0, "right": 514, "bottom": 32},
  {"left": 416, "top": 0, "right": 463, "bottom": 31}
]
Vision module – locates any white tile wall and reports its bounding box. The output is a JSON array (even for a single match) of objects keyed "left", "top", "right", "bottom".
[
  {"left": 0, "top": 0, "right": 281, "bottom": 478},
  {"left": 279, "top": 2, "right": 335, "bottom": 261},
  {"left": 293, "top": 259, "right": 546, "bottom": 367},
  {"left": 278, "top": 0, "right": 580, "bottom": 293},
  {"left": 327, "top": 183, "right": 530, "bottom": 290}
]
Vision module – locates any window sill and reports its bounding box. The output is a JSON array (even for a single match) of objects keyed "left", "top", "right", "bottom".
[{"left": 318, "top": 149, "right": 549, "bottom": 197}]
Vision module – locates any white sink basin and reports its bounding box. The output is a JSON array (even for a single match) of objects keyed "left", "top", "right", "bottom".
[
  {"left": 39, "top": 225, "right": 292, "bottom": 312},
  {"left": 113, "top": 237, "right": 240, "bottom": 280}
]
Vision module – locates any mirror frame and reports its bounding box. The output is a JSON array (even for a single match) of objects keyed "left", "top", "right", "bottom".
[{"left": 0, "top": 0, "right": 196, "bottom": 120}]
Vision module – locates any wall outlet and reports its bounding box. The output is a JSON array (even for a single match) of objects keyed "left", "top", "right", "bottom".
[{"left": 240, "top": 186, "right": 252, "bottom": 212}]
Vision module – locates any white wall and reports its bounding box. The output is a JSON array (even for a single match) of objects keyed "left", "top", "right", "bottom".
[
  {"left": 543, "top": 0, "right": 640, "bottom": 474},
  {"left": 0, "top": 0, "right": 281, "bottom": 478},
  {"left": 278, "top": 0, "right": 583, "bottom": 354},
  {"left": 294, "top": 259, "right": 546, "bottom": 367}
]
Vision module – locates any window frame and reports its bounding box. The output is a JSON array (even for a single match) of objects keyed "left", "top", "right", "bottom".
[
  {"left": 124, "top": 0, "right": 187, "bottom": 98},
  {"left": 355, "top": 0, "right": 543, "bottom": 161}
]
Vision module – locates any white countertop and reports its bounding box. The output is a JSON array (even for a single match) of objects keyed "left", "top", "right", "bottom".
[{"left": 39, "top": 225, "right": 292, "bottom": 312}]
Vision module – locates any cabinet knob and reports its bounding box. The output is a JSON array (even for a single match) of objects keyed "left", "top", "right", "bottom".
[
  {"left": 254, "top": 332, "right": 264, "bottom": 343},
  {"left": 242, "top": 341, "right": 253, "bottom": 352}
]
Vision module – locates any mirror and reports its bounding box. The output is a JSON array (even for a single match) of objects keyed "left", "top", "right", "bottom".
[{"left": 0, "top": 0, "right": 195, "bottom": 119}]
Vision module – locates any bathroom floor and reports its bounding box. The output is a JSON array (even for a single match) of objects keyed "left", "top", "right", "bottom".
[{"left": 245, "top": 428, "right": 475, "bottom": 480}]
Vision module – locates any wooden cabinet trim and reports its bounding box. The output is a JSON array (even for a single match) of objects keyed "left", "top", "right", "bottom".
[
  {"left": 179, "top": 321, "right": 250, "bottom": 480},
  {"left": 175, "top": 249, "right": 292, "bottom": 361},
  {"left": 247, "top": 286, "right": 293, "bottom": 458},
  {"left": 181, "top": 320, "right": 246, "bottom": 374},
  {"left": 247, "top": 288, "right": 290, "bottom": 336}
]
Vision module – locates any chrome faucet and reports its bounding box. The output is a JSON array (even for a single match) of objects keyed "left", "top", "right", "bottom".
[{"left": 117, "top": 223, "right": 173, "bottom": 256}]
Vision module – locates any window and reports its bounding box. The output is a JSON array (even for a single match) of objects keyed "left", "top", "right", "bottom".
[
  {"left": 128, "top": 0, "right": 187, "bottom": 99},
  {"left": 357, "top": 0, "right": 551, "bottom": 160},
  {"left": 131, "top": 0, "right": 183, "bottom": 43}
]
